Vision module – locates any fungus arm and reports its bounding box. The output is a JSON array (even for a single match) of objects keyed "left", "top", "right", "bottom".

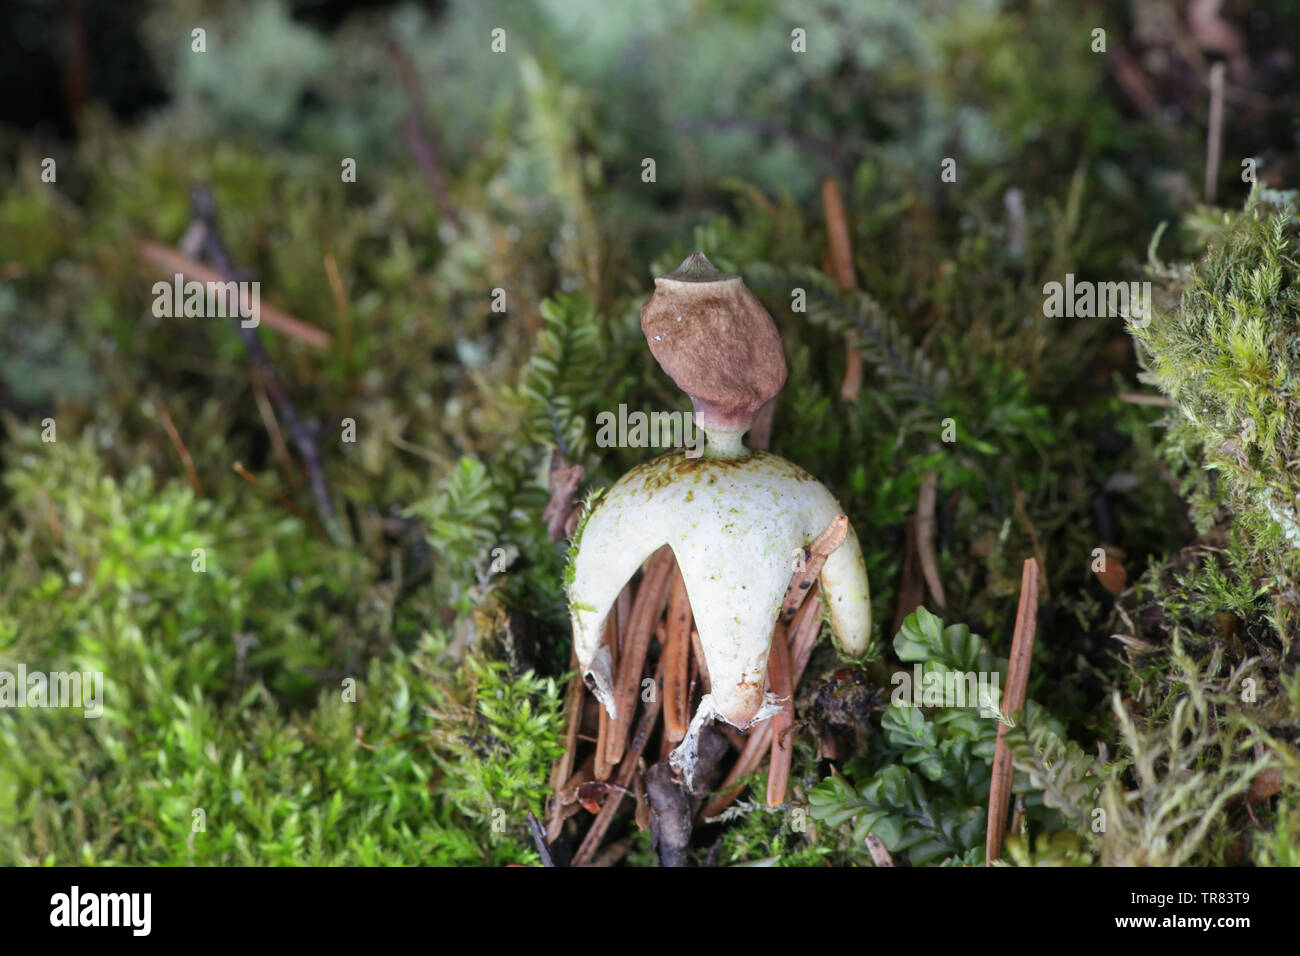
[
  {"left": 819, "top": 523, "right": 871, "bottom": 656},
  {"left": 798, "top": 485, "right": 871, "bottom": 656},
  {"left": 568, "top": 489, "right": 666, "bottom": 717}
]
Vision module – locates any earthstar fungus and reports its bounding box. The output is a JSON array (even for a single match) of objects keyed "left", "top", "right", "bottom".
[{"left": 567, "top": 252, "right": 872, "bottom": 777}]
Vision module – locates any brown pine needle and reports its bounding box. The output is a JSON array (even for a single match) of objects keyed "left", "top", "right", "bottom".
[
  {"left": 592, "top": 584, "right": 633, "bottom": 779},
  {"left": 138, "top": 241, "right": 332, "bottom": 348},
  {"left": 573, "top": 661, "right": 665, "bottom": 866},
  {"left": 1116, "top": 390, "right": 1173, "bottom": 407},
  {"left": 353, "top": 727, "right": 423, "bottom": 751},
  {"left": 593, "top": 709, "right": 613, "bottom": 782},
  {"left": 231, "top": 461, "right": 328, "bottom": 542},
  {"left": 781, "top": 514, "right": 848, "bottom": 624},
  {"left": 249, "top": 370, "right": 297, "bottom": 490},
  {"left": 690, "top": 626, "right": 711, "bottom": 689},
  {"left": 662, "top": 565, "right": 693, "bottom": 743},
  {"left": 593, "top": 608, "right": 620, "bottom": 782},
  {"left": 657, "top": 627, "right": 679, "bottom": 761},
  {"left": 917, "top": 470, "right": 946, "bottom": 608},
  {"left": 605, "top": 547, "right": 675, "bottom": 767},
  {"left": 822, "top": 178, "right": 864, "bottom": 401},
  {"left": 322, "top": 248, "right": 351, "bottom": 375},
  {"left": 766, "top": 615, "right": 795, "bottom": 807},
  {"left": 547, "top": 651, "right": 586, "bottom": 841},
  {"left": 892, "top": 515, "right": 925, "bottom": 636},
  {"left": 823, "top": 179, "right": 856, "bottom": 291},
  {"left": 787, "top": 582, "right": 825, "bottom": 678},
  {"left": 155, "top": 397, "right": 202, "bottom": 497},
  {"left": 986, "top": 557, "right": 1039, "bottom": 865}
]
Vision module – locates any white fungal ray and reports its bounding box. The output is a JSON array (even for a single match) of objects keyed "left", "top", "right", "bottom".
[
  {"left": 568, "top": 448, "right": 871, "bottom": 729},
  {"left": 668, "top": 691, "right": 783, "bottom": 789}
]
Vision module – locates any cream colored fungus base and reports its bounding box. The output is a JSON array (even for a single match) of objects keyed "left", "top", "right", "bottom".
[{"left": 568, "top": 447, "right": 871, "bottom": 738}]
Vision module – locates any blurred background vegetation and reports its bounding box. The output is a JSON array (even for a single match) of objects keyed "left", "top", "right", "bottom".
[{"left": 1, "top": 0, "right": 1298, "bottom": 865}]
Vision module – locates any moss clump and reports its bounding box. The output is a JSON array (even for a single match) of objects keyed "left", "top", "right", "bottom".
[
  {"left": 0, "top": 428, "right": 562, "bottom": 865},
  {"left": 1134, "top": 190, "right": 1300, "bottom": 623},
  {"left": 1101, "top": 190, "right": 1300, "bottom": 866}
]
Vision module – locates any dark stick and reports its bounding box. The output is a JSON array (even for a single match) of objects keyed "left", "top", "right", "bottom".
[
  {"left": 526, "top": 812, "right": 556, "bottom": 867},
  {"left": 188, "top": 186, "right": 347, "bottom": 546},
  {"left": 645, "top": 759, "right": 691, "bottom": 867},
  {"left": 386, "top": 39, "right": 462, "bottom": 231}
]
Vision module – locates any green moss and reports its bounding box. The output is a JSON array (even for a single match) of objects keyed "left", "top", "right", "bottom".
[
  {"left": 428, "top": 656, "right": 566, "bottom": 848},
  {"left": 1134, "top": 189, "right": 1300, "bottom": 623}
]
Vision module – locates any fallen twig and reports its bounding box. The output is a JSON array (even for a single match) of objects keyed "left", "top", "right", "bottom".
[
  {"left": 646, "top": 757, "right": 692, "bottom": 867},
  {"left": 386, "top": 38, "right": 462, "bottom": 231},
  {"left": 181, "top": 186, "right": 346, "bottom": 545},
  {"left": 527, "top": 812, "right": 555, "bottom": 867}
]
